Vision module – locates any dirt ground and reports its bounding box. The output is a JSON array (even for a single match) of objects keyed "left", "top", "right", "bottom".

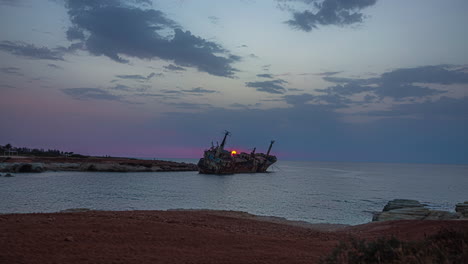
[{"left": 1, "top": 210, "right": 467, "bottom": 264}]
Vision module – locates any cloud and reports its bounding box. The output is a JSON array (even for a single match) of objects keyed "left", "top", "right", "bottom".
[
  {"left": 164, "top": 64, "right": 186, "bottom": 72},
  {"left": 152, "top": 87, "right": 468, "bottom": 163},
  {"left": 262, "top": 64, "right": 271, "bottom": 71},
  {"left": 181, "top": 87, "right": 218, "bottom": 94},
  {"left": 47, "top": 63, "right": 62, "bottom": 69},
  {"left": 208, "top": 16, "right": 219, "bottom": 25},
  {"left": 64, "top": 0, "right": 239, "bottom": 77},
  {"left": 0, "top": 84, "right": 15, "bottom": 89},
  {"left": 367, "top": 96, "right": 468, "bottom": 120},
  {"left": 161, "top": 89, "right": 182, "bottom": 94},
  {"left": 283, "top": 93, "right": 317, "bottom": 106},
  {"left": 115, "top": 72, "right": 161, "bottom": 81},
  {"left": 0, "top": 67, "right": 22, "bottom": 75},
  {"left": 0, "top": 0, "right": 20, "bottom": 6},
  {"left": 321, "top": 65, "right": 466, "bottom": 100},
  {"left": 256, "top": 73, "right": 274, "bottom": 79},
  {"left": 314, "top": 71, "right": 342, "bottom": 76},
  {"left": 246, "top": 79, "right": 288, "bottom": 94},
  {"left": 0, "top": 41, "right": 64, "bottom": 60},
  {"left": 284, "top": 92, "right": 350, "bottom": 108},
  {"left": 380, "top": 65, "right": 468, "bottom": 85},
  {"left": 229, "top": 102, "right": 262, "bottom": 108},
  {"left": 288, "top": 88, "right": 304, "bottom": 91},
  {"left": 66, "top": 26, "right": 85, "bottom": 41},
  {"left": 317, "top": 82, "right": 375, "bottom": 96},
  {"left": 111, "top": 84, "right": 131, "bottom": 91},
  {"left": 167, "top": 102, "right": 212, "bottom": 110},
  {"left": 62, "top": 88, "right": 123, "bottom": 102},
  {"left": 281, "top": 0, "right": 377, "bottom": 31}
]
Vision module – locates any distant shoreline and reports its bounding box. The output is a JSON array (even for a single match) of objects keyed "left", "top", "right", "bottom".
[{"left": 0, "top": 156, "right": 198, "bottom": 173}]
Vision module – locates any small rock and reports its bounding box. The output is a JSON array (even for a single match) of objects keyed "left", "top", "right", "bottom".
[
  {"left": 60, "top": 208, "right": 91, "bottom": 213},
  {"left": 64, "top": 236, "right": 74, "bottom": 242},
  {"left": 4, "top": 173, "right": 13, "bottom": 177}
]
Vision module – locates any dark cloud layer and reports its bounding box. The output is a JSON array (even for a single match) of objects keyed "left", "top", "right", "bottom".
[
  {"left": 115, "top": 72, "right": 161, "bottom": 81},
  {"left": 164, "top": 64, "right": 186, "bottom": 72},
  {"left": 368, "top": 96, "right": 468, "bottom": 119},
  {"left": 314, "top": 71, "right": 342, "bottom": 76},
  {"left": 153, "top": 84, "right": 467, "bottom": 163},
  {"left": 320, "top": 65, "right": 467, "bottom": 100},
  {"left": 47, "top": 63, "right": 62, "bottom": 69},
  {"left": 64, "top": 0, "right": 239, "bottom": 77},
  {"left": 181, "top": 87, "right": 218, "bottom": 94},
  {"left": 66, "top": 26, "right": 85, "bottom": 41},
  {"left": 0, "top": 67, "right": 22, "bottom": 75},
  {"left": 0, "top": 41, "right": 64, "bottom": 60},
  {"left": 62, "top": 88, "right": 122, "bottom": 102},
  {"left": 0, "top": 0, "right": 19, "bottom": 6},
  {"left": 256, "top": 73, "right": 274, "bottom": 78},
  {"left": 282, "top": 0, "right": 377, "bottom": 31},
  {"left": 246, "top": 79, "right": 288, "bottom": 94}
]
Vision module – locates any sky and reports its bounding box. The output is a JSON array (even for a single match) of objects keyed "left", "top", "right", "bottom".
[{"left": 0, "top": 0, "right": 467, "bottom": 164}]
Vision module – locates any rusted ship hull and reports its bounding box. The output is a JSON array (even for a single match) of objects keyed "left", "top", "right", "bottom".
[
  {"left": 197, "top": 131, "right": 277, "bottom": 174},
  {"left": 197, "top": 157, "right": 276, "bottom": 174}
]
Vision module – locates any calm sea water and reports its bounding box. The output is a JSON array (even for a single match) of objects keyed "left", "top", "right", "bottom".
[{"left": 0, "top": 160, "right": 467, "bottom": 225}]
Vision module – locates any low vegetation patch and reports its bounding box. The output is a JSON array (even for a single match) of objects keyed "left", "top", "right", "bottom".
[{"left": 320, "top": 229, "right": 468, "bottom": 264}]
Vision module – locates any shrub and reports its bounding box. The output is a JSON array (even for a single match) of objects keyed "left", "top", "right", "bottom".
[{"left": 320, "top": 229, "right": 468, "bottom": 264}]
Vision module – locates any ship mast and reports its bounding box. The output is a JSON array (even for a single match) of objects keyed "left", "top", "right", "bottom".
[{"left": 266, "top": 140, "right": 275, "bottom": 156}]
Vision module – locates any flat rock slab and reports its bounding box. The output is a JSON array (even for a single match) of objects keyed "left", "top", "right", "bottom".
[{"left": 383, "top": 199, "right": 425, "bottom": 212}]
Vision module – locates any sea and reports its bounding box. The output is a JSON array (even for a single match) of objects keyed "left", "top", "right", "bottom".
[{"left": 0, "top": 160, "right": 467, "bottom": 225}]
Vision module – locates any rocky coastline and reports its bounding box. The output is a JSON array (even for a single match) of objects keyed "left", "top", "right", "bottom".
[
  {"left": 0, "top": 156, "right": 198, "bottom": 173},
  {"left": 372, "top": 199, "right": 468, "bottom": 221}
]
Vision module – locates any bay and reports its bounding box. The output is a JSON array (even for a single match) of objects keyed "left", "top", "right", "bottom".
[{"left": 1, "top": 160, "right": 467, "bottom": 225}]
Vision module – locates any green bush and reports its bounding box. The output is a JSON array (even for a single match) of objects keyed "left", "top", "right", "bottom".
[{"left": 320, "top": 229, "right": 468, "bottom": 264}]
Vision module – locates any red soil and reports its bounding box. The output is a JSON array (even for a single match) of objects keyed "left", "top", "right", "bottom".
[{"left": 1, "top": 210, "right": 467, "bottom": 264}]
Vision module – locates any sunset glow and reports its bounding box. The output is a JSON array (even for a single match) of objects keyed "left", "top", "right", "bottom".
[
  {"left": 231, "top": 150, "right": 237, "bottom": 156},
  {"left": 0, "top": 0, "right": 467, "bottom": 163}
]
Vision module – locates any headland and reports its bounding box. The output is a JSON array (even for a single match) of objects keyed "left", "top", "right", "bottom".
[{"left": 0, "top": 156, "right": 197, "bottom": 173}]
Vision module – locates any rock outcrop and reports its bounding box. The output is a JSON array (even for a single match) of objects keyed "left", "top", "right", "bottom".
[
  {"left": 456, "top": 201, "right": 468, "bottom": 218},
  {"left": 373, "top": 199, "right": 462, "bottom": 222},
  {"left": 0, "top": 163, "right": 44, "bottom": 173},
  {"left": 0, "top": 157, "right": 198, "bottom": 173}
]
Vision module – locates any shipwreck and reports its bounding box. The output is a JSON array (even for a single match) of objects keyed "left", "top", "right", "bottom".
[{"left": 197, "top": 131, "right": 277, "bottom": 174}]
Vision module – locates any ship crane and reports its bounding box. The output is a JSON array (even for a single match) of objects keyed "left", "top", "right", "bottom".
[
  {"left": 216, "top": 130, "right": 231, "bottom": 157},
  {"left": 266, "top": 140, "right": 275, "bottom": 157}
]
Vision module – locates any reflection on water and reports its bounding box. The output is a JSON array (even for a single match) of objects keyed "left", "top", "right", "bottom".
[{"left": 1, "top": 161, "right": 467, "bottom": 225}]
